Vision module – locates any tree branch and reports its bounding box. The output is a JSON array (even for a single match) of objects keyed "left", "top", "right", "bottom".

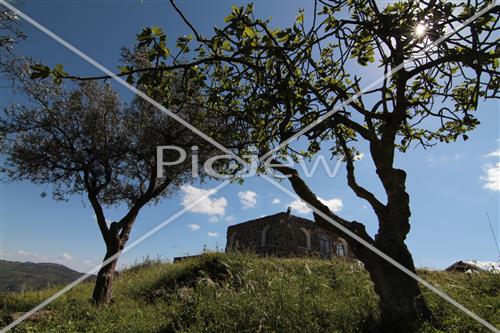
[
  {"left": 336, "top": 132, "right": 386, "bottom": 218},
  {"left": 270, "top": 159, "right": 374, "bottom": 248},
  {"left": 83, "top": 170, "right": 110, "bottom": 245}
]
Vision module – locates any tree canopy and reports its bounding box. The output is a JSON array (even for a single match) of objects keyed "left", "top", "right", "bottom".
[
  {"left": 23, "top": 0, "right": 499, "bottom": 329},
  {"left": 0, "top": 58, "right": 237, "bottom": 303}
]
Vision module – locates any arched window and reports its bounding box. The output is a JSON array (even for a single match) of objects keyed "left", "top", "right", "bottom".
[
  {"left": 319, "top": 233, "right": 331, "bottom": 258},
  {"left": 298, "top": 227, "right": 311, "bottom": 249},
  {"left": 335, "top": 238, "right": 348, "bottom": 257},
  {"left": 335, "top": 243, "right": 345, "bottom": 256}
]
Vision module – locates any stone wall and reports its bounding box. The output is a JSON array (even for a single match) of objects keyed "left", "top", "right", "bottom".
[{"left": 225, "top": 211, "right": 354, "bottom": 259}]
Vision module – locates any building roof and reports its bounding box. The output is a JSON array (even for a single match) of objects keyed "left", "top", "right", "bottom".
[
  {"left": 445, "top": 260, "right": 500, "bottom": 273},
  {"left": 227, "top": 211, "right": 315, "bottom": 229}
]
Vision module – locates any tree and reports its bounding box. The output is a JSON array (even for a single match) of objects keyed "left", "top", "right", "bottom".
[
  {"left": 0, "top": 2, "right": 26, "bottom": 66},
  {"left": 28, "top": 0, "right": 498, "bottom": 328},
  {"left": 166, "top": 0, "right": 497, "bottom": 330},
  {"left": 0, "top": 59, "right": 227, "bottom": 304}
]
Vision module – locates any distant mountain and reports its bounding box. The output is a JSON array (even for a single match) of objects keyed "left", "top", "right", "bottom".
[{"left": 0, "top": 260, "right": 93, "bottom": 292}]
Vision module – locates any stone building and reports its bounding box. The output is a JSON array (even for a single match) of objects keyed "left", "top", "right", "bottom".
[{"left": 225, "top": 208, "right": 353, "bottom": 259}]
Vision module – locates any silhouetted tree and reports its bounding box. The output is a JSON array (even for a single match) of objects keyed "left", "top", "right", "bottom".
[
  {"left": 0, "top": 60, "right": 229, "bottom": 304},
  {"left": 0, "top": 3, "right": 25, "bottom": 67},
  {"left": 167, "top": 0, "right": 497, "bottom": 330},
  {"left": 28, "top": 0, "right": 499, "bottom": 329}
]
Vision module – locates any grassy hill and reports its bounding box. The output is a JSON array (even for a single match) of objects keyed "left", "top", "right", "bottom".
[
  {"left": 0, "top": 260, "right": 91, "bottom": 292},
  {"left": 0, "top": 253, "right": 498, "bottom": 332}
]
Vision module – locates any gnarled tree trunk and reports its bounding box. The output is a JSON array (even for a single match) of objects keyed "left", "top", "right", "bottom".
[
  {"left": 357, "top": 227, "right": 432, "bottom": 332},
  {"left": 91, "top": 220, "right": 131, "bottom": 305},
  {"left": 373, "top": 167, "right": 432, "bottom": 331},
  {"left": 92, "top": 244, "right": 121, "bottom": 304},
  {"left": 273, "top": 161, "right": 433, "bottom": 332}
]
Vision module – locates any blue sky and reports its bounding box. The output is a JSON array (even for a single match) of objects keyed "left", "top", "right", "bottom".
[{"left": 0, "top": 0, "right": 498, "bottom": 272}]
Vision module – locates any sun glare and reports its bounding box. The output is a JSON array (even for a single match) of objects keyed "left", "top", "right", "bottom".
[{"left": 415, "top": 23, "right": 426, "bottom": 36}]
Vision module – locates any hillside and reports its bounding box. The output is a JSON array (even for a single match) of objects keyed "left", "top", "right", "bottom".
[
  {"left": 0, "top": 253, "right": 498, "bottom": 332},
  {"left": 0, "top": 260, "right": 90, "bottom": 292}
]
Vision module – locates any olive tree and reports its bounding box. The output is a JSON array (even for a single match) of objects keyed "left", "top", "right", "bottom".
[
  {"left": 0, "top": 4, "right": 24, "bottom": 47},
  {"left": 0, "top": 3, "right": 26, "bottom": 71},
  {"left": 0, "top": 59, "right": 227, "bottom": 304}
]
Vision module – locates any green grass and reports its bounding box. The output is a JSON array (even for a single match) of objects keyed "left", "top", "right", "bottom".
[{"left": 0, "top": 253, "right": 498, "bottom": 332}]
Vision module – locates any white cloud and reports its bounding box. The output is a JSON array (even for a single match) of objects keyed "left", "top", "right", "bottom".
[
  {"left": 224, "top": 214, "right": 236, "bottom": 224},
  {"left": 61, "top": 253, "right": 74, "bottom": 261},
  {"left": 320, "top": 198, "right": 343, "bottom": 212},
  {"left": 208, "top": 232, "right": 218, "bottom": 237},
  {"left": 238, "top": 190, "right": 257, "bottom": 209},
  {"left": 481, "top": 163, "right": 500, "bottom": 191},
  {"left": 6, "top": 250, "right": 91, "bottom": 272},
  {"left": 289, "top": 199, "right": 312, "bottom": 214},
  {"left": 187, "top": 224, "right": 201, "bottom": 231},
  {"left": 289, "top": 197, "right": 343, "bottom": 214},
  {"left": 271, "top": 198, "right": 281, "bottom": 204},
  {"left": 33, "top": 253, "right": 49, "bottom": 261},
  {"left": 485, "top": 150, "right": 500, "bottom": 158},
  {"left": 208, "top": 216, "right": 220, "bottom": 224},
  {"left": 181, "top": 185, "right": 227, "bottom": 216}
]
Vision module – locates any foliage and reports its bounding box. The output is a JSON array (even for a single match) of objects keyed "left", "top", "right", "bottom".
[
  {"left": 0, "top": 253, "right": 498, "bottom": 332},
  {"left": 191, "top": 0, "right": 499, "bottom": 156},
  {"left": 28, "top": 0, "right": 500, "bottom": 165},
  {"left": 0, "top": 3, "right": 25, "bottom": 62},
  {"left": 21, "top": 0, "right": 499, "bottom": 323},
  {"left": 0, "top": 59, "right": 236, "bottom": 302},
  {"left": 0, "top": 64, "right": 176, "bottom": 206},
  {"left": 150, "top": 1, "right": 497, "bottom": 327}
]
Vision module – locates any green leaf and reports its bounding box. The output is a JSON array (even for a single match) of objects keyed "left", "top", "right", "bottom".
[
  {"left": 30, "top": 71, "right": 48, "bottom": 79},
  {"left": 54, "top": 64, "right": 64, "bottom": 74},
  {"left": 176, "top": 35, "right": 192, "bottom": 51},
  {"left": 296, "top": 10, "right": 304, "bottom": 24},
  {"left": 137, "top": 27, "right": 152, "bottom": 42},
  {"left": 222, "top": 40, "right": 232, "bottom": 51},
  {"left": 276, "top": 31, "right": 290, "bottom": 43},
  {"left": 243, "top": 26, "right": 256, "bottom": 38},
  {"left": 159, "top": 44, "right": 170, "bottom": 57},
  {"left": 151, "top": 26, "right": 163, "bottom": 36},
  {"left": 224, "top": 13, "right": 236, "bottom": 23},
  {"left": 118, "top": 65, "right": 132, "bottom": 74},
  {"left": 31, "top": 64, "right": 50, "bottom": 72},
  {"left": 29, "top": 64, "right": 50, "bottom": 79}
]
